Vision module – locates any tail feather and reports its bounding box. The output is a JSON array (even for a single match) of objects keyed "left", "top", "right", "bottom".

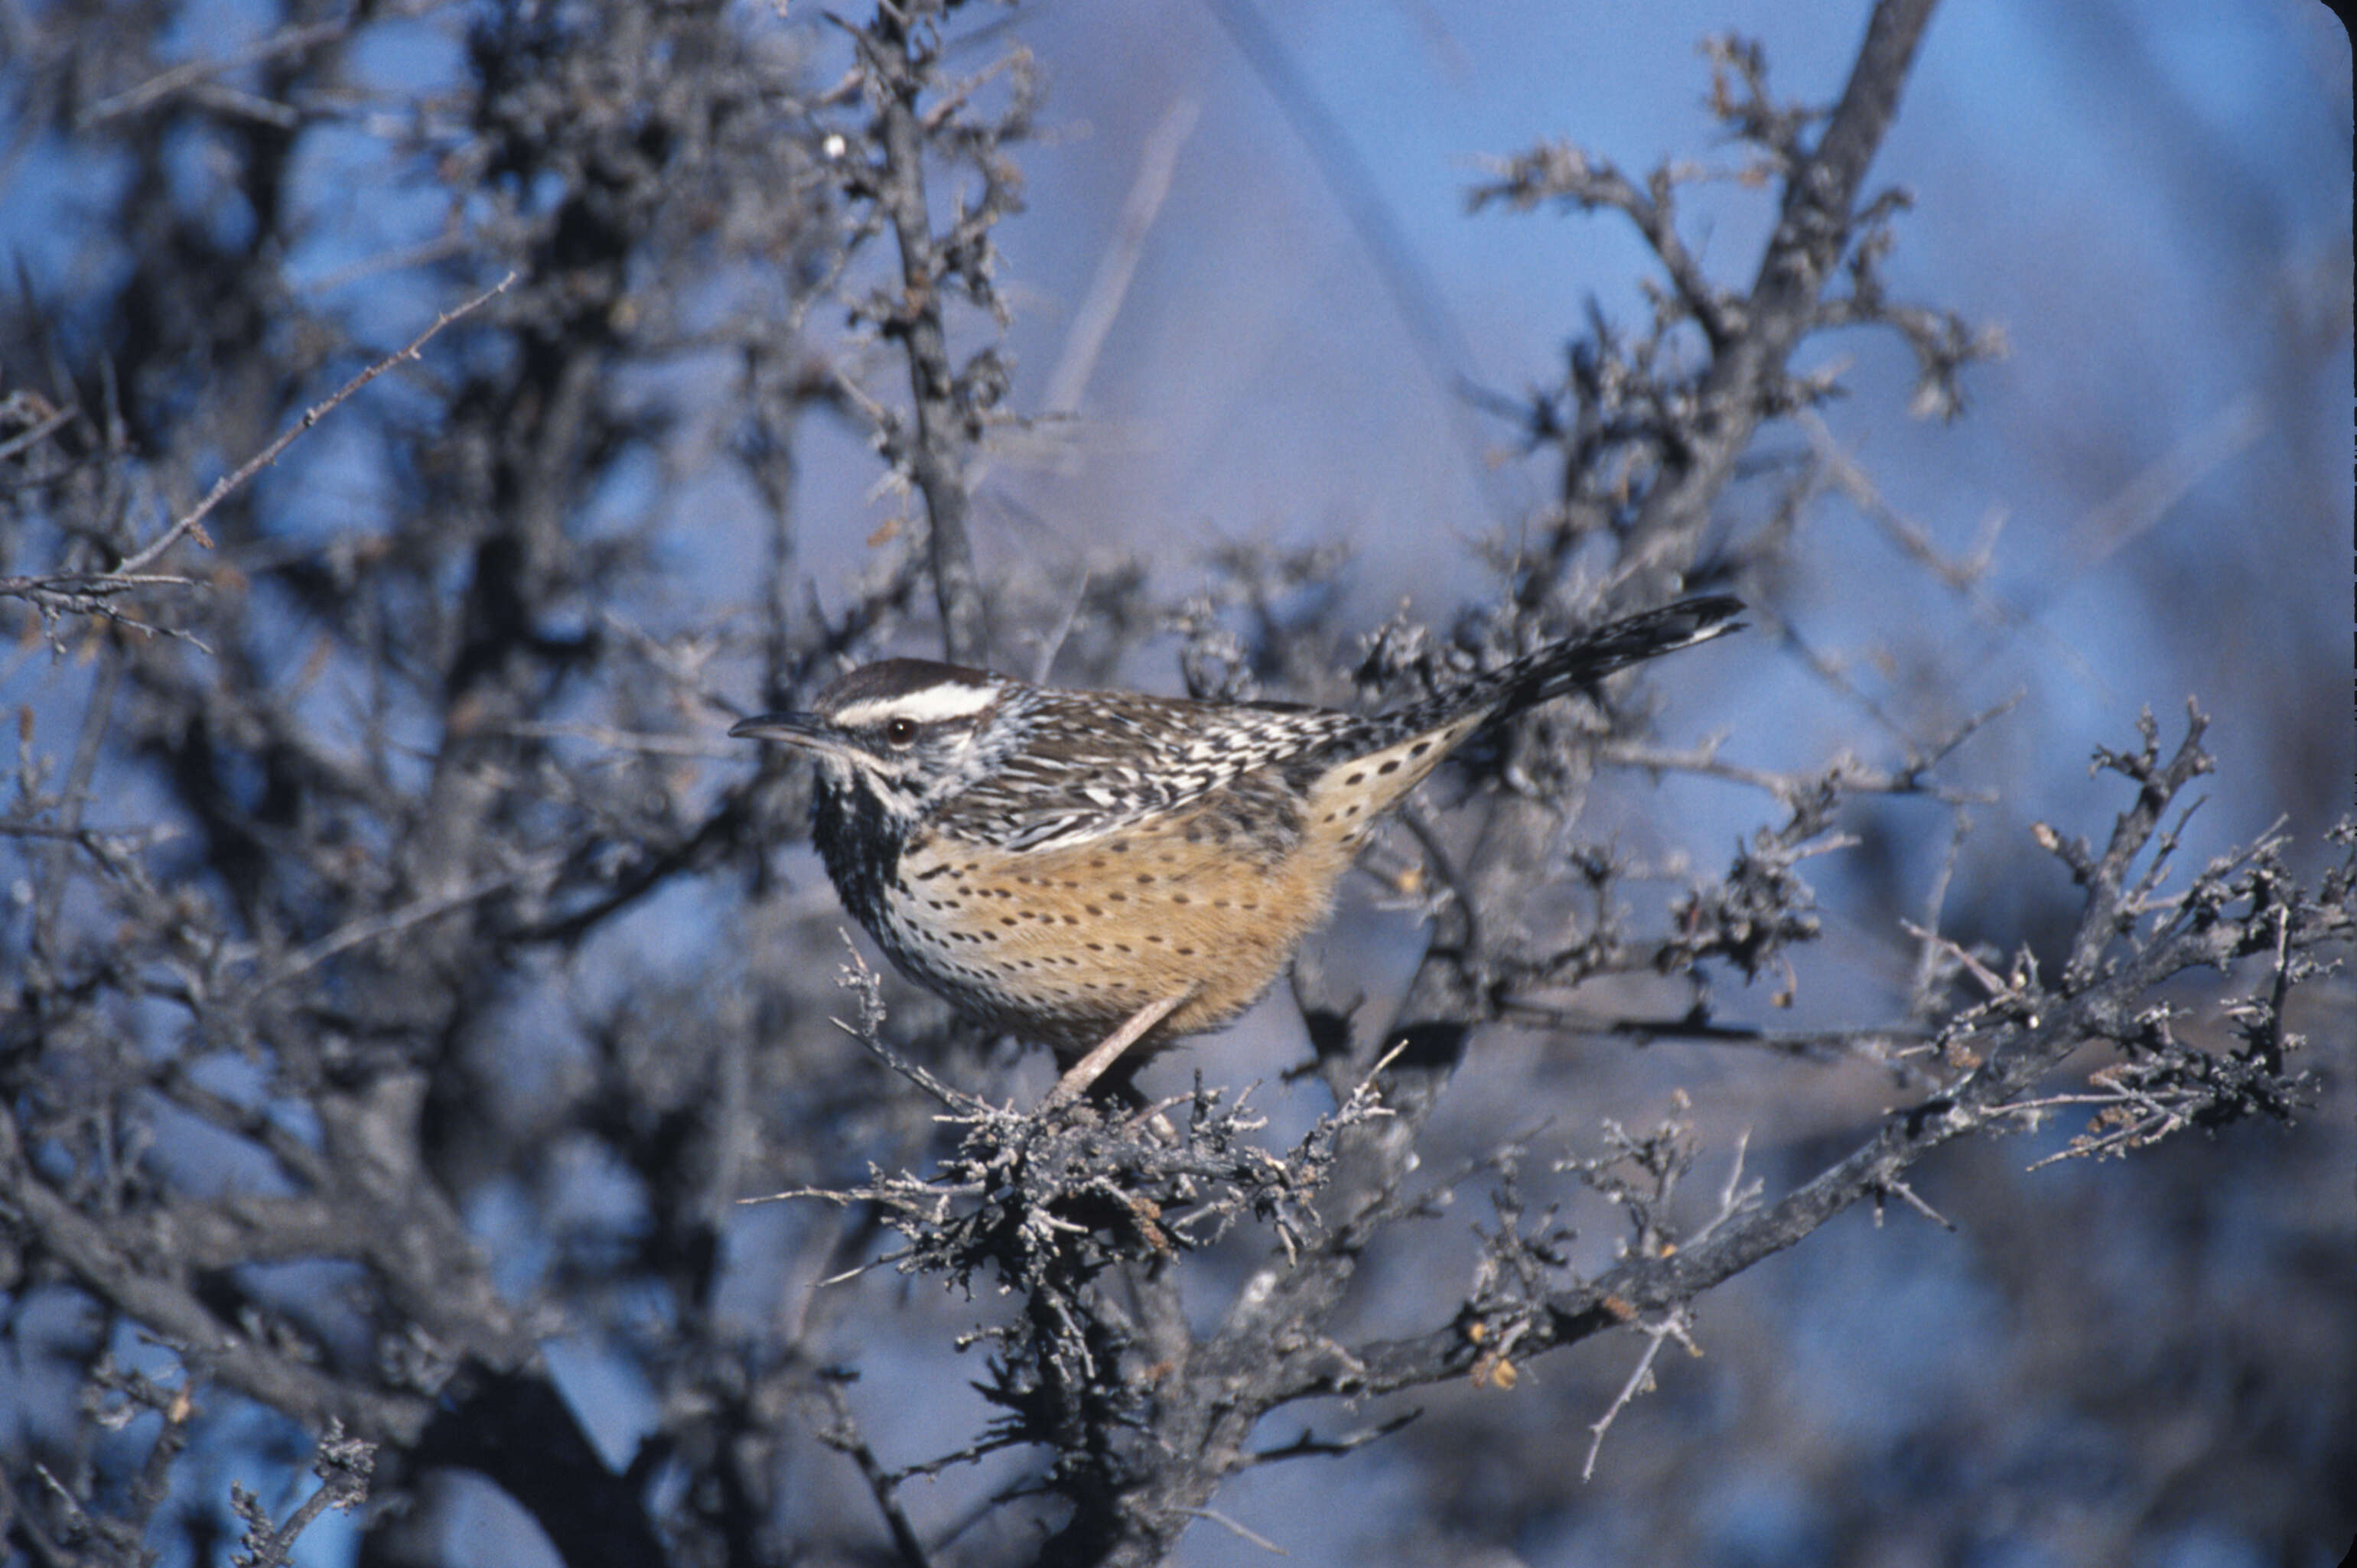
[
  {"left": 1365, "top": 594, "right": 1743, "bottom": 753},
  {"left": 1512, "top": 594, "right": 1745, "bottom": 711}
]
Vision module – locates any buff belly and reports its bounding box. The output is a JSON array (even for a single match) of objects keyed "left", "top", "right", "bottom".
[{"left": 876, "top": 822, "right": 1355, "bottom": 1060}]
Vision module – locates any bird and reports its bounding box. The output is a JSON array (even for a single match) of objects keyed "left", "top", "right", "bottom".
[{"left": 732, "top": 595, "right": 1743, "bottom": 1101}]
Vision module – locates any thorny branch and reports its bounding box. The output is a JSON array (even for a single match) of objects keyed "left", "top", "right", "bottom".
[
  {"left": 760, "top": 955, "right": 1400, "bottom": 1557},
  {"left": 767, "top": 954, "right": 1396, "bottom": 1309},
  {"left": 1333, "top": 709, "right": 2346, "bottom": 1401},
  {"left": 837, "top": 5, "right": 1037, "bottom": 665}
]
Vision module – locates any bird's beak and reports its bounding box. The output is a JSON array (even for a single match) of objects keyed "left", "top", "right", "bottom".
[{"left": 729, "top": 711, "right": 827, "bottom": 747}]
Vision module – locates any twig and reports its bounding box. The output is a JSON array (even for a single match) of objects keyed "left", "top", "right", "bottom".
[
  {"left": 1527, "top": 1010, "right": 1935, "bottom": 1071},
  {"left": 1247, "top": 1409, "right": 1422, "bottom": 1465},
  {"left": 1899, "top": 919, "right": 2009, "bottom": 999},
  {"left": 0, "top": 399, "right": 74, "bottom": 461},
  {"left": 1174, "top": 1507, "right": 1290, "bottom": 1556},
  {"left": 116, "top": 272, "right": 516, "bottom": 577},
  {"left": 1906, "top": 807, "right": 1974, "bottom": 1017},
  {"left": 848, "top": 14, "right": 994, "bottom": 664},
  {"left": 826, "top": 942, "right": 994, "bottom": 1111},
  {"left": 1618, "top": 0, "right": 1944, "bottom": 591},
  {"left": 1799, "top": 409, "right": 2103, "bottom": 691},
  {"left": 32, "top": 638, "right": 122, "bottom": 961},
  {"left": 79, "top": 18, "right": 349, "bottom": 125},
  {"left": 0, "top": 1463, "right": 73, "bottom": 1568},
  {"left": 813, "top": 1377, "right": 936, "bottom": 1568},
  {"left": 240, "top": 1422, "right": 373, "bottom": 1568},
  {"left": 257, "top": 870, "right": 523, "bottom": 990},
  {"left": 1874, "top": 1176, "right": 1955, "bottom": 1230},
  {"left": 1044, "top": 96, "right": 1199, "bottom": 413},
  {"left": 1691, "top": 1129, "right": 1762, "bottom": 1246},
  {"left": 1581, "top": 1306, "right": 1698, "bottom": 1480}
]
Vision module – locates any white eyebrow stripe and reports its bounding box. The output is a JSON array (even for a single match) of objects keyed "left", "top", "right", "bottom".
[{"left": 835, "top": 684, "right": 998, "bottom": 726}]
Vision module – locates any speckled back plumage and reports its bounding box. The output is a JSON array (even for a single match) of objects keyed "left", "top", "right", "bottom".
[{"left": 929, "top": 685, "right": 1363, "bottom": 854}]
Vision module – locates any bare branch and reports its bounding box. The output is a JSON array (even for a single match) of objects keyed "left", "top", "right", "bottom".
[{"left": 119, "top": 272, "right": 518, "bottom": 578}]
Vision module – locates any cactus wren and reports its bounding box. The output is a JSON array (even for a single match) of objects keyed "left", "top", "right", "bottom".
[{"left": 733, "top": 595, "right": 1742, "bottom": 1098}]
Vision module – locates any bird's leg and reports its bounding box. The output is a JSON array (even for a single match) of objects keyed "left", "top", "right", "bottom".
[{"left": 1040, "top": 990, "right": 1192, "bottom": 1110}]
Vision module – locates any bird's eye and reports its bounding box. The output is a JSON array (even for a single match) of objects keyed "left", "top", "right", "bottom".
[{"left": 884, "top": 717, "right": 920, "bottom": 747}]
